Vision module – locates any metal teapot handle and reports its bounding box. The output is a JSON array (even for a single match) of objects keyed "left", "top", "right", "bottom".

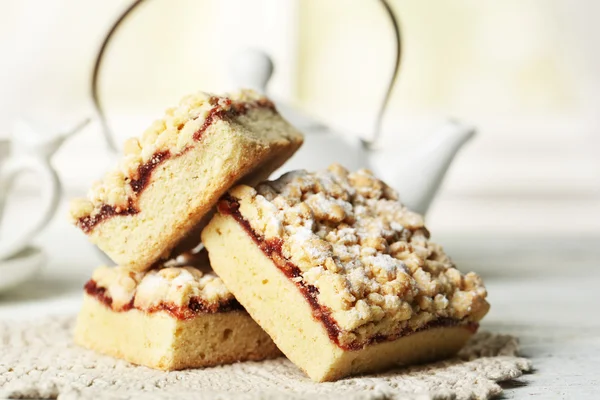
[
  {"left": 91, "top": 0, "right": 145, "bottom": 153},
  {"left": 91, "top": 0, "right": 401, "bottom": 151},
  {"left": 367, "top": 0, "right": 401, "bottom": 149}
]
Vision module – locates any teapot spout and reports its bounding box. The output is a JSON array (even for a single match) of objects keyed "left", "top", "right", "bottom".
[{"left": 370, "top": 120, "right": 475, "bottom": 215}]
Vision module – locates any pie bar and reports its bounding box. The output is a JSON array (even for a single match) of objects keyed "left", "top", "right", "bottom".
[
  {"left": 74, "top": 264, "right": 281, "bottom": 370},
  {"left": 202, "top": 164, "right": 490, "bottom": 382},
  {"left": 69, "top": 89, "right": 303, "bottom": 272}
]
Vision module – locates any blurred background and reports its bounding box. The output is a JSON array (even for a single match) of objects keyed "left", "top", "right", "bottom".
[
  {"left": 1, "top": 0, "right": 598, "bottom": 237},
  {"left": 0, "top": 0, "right": 599, "bottom": 305}
]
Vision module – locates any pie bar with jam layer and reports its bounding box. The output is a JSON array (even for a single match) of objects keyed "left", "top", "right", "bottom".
[
  {"left": 75, "top": 264, "right": 281, "bottom": 370},
  {"left": 69, "top": 89, "right": 303, "bottom": 272},
  {"left": 202, "top": 164, "right": 490, "bottom": 382}
]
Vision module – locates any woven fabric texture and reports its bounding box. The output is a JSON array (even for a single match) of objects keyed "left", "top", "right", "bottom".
[{"left": 0, "top": 317, "right": 531, "bottom": 400}]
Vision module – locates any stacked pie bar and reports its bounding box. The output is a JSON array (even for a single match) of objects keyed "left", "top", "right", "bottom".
[
  {"left": 71, "top": 88, "right": 489, "bottom": 381},
  {"left": 75, "top": 264, "right": 281, "bottom": 369},
  {"left": 70, "top": 89, "right": 302, "bottom": 369},
  {"left": 70, "top": 89, "right": 303, "bottom": 272},
  {"left": 202, "top": 164, "right": 490, "bottom": 381}
]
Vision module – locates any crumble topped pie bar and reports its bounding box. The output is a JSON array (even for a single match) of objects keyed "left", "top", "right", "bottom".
[
  {"left": 70, "top": 89, "right": 303, "bottom": 272},
  {"left": 74, "top": 264, "right": 281, "bottom": 370},
  {"left": 202, "top": 164, "right": 490, "bottom": 381}
]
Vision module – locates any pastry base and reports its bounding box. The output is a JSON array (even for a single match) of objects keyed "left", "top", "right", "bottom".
[
  {"left": 203, "top": 214, "right": 475, "bottom": 382},
  {"left": 74, "top": 294, "right": 281, "bottom": 370},
  {"left": 87, "top": 108, "right": 302, "bottom": 272}
]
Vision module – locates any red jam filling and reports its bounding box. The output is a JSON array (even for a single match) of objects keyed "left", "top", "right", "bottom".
[{"left": 84, "top": 279, "right": 242, "bottom": 320}]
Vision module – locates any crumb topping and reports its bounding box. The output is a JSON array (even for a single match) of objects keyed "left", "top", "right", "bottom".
[
  {"left": 91, "top": 265, "right": 235, "bottom": 312},
  {"left": 69, "top": 89, "right": 270, "bottom": 223},
  {"left": 228, "top": 164, "right": 489, "bottom": 346}
]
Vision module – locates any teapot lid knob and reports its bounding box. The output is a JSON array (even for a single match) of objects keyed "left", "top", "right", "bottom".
[{"left": 228, "top": 48, "right": 274, "bottom": 93}]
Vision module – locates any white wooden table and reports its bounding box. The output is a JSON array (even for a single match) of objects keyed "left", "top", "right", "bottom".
[{"left": 1, "top": 200, "right": 599, "bottom": 399}]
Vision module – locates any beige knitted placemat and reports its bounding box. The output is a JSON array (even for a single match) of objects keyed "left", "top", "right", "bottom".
[{"left": 0, "top": 317, "right": 531, "bottom": 400}]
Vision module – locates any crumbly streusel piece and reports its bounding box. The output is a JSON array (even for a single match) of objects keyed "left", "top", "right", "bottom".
[
  {"left": 69, "top": 89, "right": 303, "bottom": 272},
  {"left": 202, "top": 164, "right": 489, "bottom": 381},
  {"left": 75, "top": 264, "right": 281, "bottom": 370}
]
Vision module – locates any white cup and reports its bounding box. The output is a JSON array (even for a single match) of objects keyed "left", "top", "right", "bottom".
[
  {"left": 0, "top": 119, "right": 88, "bottom": 261},
  {"left": 0, "top": 150, "right": 60, "bottom": 260}
]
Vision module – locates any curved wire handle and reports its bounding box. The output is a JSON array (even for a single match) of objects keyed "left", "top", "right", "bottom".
[
  {"left": 91, "top": 0, "right": 145, "bottom": 153},
  {"left": 91, "top": 0, "right": 401, "bottom": 151},
  {"left": 367, "top": 0, "right": 402, "bottom": 148}
]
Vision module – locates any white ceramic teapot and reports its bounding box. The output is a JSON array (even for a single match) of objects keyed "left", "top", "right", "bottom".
[
  {"left": 228, "top": 49, "right": 475, "bottom": 215},
  {"left": 91, "top": 0, "right": 474, "bottom": 216},
  {"left": 93, "top": 46, "right": 474, "bottom": 217}
]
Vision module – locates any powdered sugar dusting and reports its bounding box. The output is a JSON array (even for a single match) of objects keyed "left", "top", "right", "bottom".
[
  {"left": 91, "top": 265, "right": 235, "bottom": 311},
  {"left": 230, "top": 164, "right": 489, "bottom": 346}
]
